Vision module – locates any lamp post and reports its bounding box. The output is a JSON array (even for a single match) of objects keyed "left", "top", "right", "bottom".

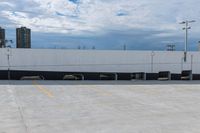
[
  {"left": 6, "top": 40, "right": 13, "bottom": 80},
  {"left": 0, "top": 39, "right": 13, "bottom": 80},
  {"left": 180, "top": 20, "right": 196, "bottom": 62},
  {"left": 151, "top": 51, "right": 155, "bottom": 73}
]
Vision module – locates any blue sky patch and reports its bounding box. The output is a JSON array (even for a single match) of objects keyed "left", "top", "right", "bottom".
[{"left": 68, "top": 0, "right": 79, "bottom": 4}]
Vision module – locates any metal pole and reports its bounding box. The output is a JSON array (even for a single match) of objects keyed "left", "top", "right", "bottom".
[
  {"left": 151, "top": 55, "right": 153, "bottom": 72},
  {"left": 115, "top": 73, "right": 118, "bottom": 80},
  {"left": 184, "top": 21, "right": 188, "bottom": 62},
  {"left": 191, "top": 54, "right": 193, "bottom": 71},
  {"left": 7, "top": 48, "right": 10, "bottom": 80},
  {"left": 180, "top": 20, "right": 195, "bottom": 62},
  {"left": 151, "top": 51, "right": 155, "bottom": 73},
  {"left": 181, "top": 57, "right": 183, "bottom": 71},
  {"left": 185, "top": 21, "right": 188, "bottom": 53}
]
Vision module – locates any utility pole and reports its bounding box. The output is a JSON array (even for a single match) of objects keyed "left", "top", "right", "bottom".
[
  {"left": 151, "top": 51, "right": 155, "bottom": 73},
  {"left": 7, "top": 48, "right": 10, "bottom": 80},
  {"left": 4, "top": 40, "right": 12, "bottom": 80},
  {"left": 180, "top": 20, "right": 196, "bottom": 62},
  {"left": 191, "top": 54, "right": 193, "bottom": 71}
]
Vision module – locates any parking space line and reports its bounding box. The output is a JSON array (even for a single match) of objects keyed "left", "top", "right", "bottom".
[{"left": 32, "top": 81, "right": 54, "bottom": 98}]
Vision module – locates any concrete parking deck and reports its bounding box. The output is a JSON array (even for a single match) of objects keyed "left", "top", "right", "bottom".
[{"left": 1, "top": 80, "right": 200, "bottom": 133}]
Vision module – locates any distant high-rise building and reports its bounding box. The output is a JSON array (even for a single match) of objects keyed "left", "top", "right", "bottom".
[
  {"left": 0, "top": 27, "right": 5, "bottom": 48},
  {"left": 16, "top": 27, "right": 31, "bottom": 48},
  {"left": 166, "top": 44, "right": 176, "bottom": 51}
]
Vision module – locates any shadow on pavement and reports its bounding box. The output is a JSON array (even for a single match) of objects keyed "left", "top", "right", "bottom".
[{"left": 0, "top": 80, "right": 199, "bottom": 85}]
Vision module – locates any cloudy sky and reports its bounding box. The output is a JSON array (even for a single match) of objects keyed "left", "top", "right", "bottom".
[{"left": 0, "top": 0, "right": 200, "bottom": 50}]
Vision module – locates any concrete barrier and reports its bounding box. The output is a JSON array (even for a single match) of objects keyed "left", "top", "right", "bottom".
[
  {"left": 181, "top": 70, "right": 192, "bottom": 80},
  {"left": 158, "top": 71, "right": 171, "bottom": 80}
]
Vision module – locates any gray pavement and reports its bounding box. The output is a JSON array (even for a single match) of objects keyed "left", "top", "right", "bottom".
[{"left": 1, "top": 80, "right": 200, "bottom": 133}]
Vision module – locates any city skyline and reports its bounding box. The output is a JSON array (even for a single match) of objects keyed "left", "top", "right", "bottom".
[{"left": 0, "top": 0, "right": 200, "bottom": 50}]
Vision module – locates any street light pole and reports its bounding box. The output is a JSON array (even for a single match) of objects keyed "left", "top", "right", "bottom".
[
  {"left": 7, "top": 48, "right": 10, "bottom": 80},
  {"left": 4, "top": 39, "right": 13, "bottom": 80},
  {"left": 151, "top": 51, "right": 155, "bottom": 73},
  {"left": 180, "top": 20, "right": 196, "bottom": 62}
]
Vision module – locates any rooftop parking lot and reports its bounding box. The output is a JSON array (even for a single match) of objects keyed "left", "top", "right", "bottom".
[{"left": 1, "top": 80, "right": 200, "bottom": 133}]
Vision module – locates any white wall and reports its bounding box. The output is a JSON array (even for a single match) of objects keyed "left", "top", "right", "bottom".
[{"left": 0, "top": 48, "right": 200, "bottom": 73}]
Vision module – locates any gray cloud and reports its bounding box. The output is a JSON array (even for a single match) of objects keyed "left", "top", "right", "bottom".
[{"left": 0, "top": 0, "right": 200, "bottom": 50}]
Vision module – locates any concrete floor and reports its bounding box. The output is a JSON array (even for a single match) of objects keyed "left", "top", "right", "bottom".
[{"left": 1, "top": 80, "right": 200, "bottom": 133}]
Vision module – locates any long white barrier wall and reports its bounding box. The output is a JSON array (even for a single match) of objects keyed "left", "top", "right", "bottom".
[{"left": 0, "top": 48, "right": 200, "bottom": 73}]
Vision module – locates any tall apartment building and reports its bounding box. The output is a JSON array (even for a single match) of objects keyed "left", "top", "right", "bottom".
[
  {"left": 16, "top": 27, "right": 31, "bottom": 48},
  {"left": 0, "top": 27, "right": 5, "bottom": 48}
]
